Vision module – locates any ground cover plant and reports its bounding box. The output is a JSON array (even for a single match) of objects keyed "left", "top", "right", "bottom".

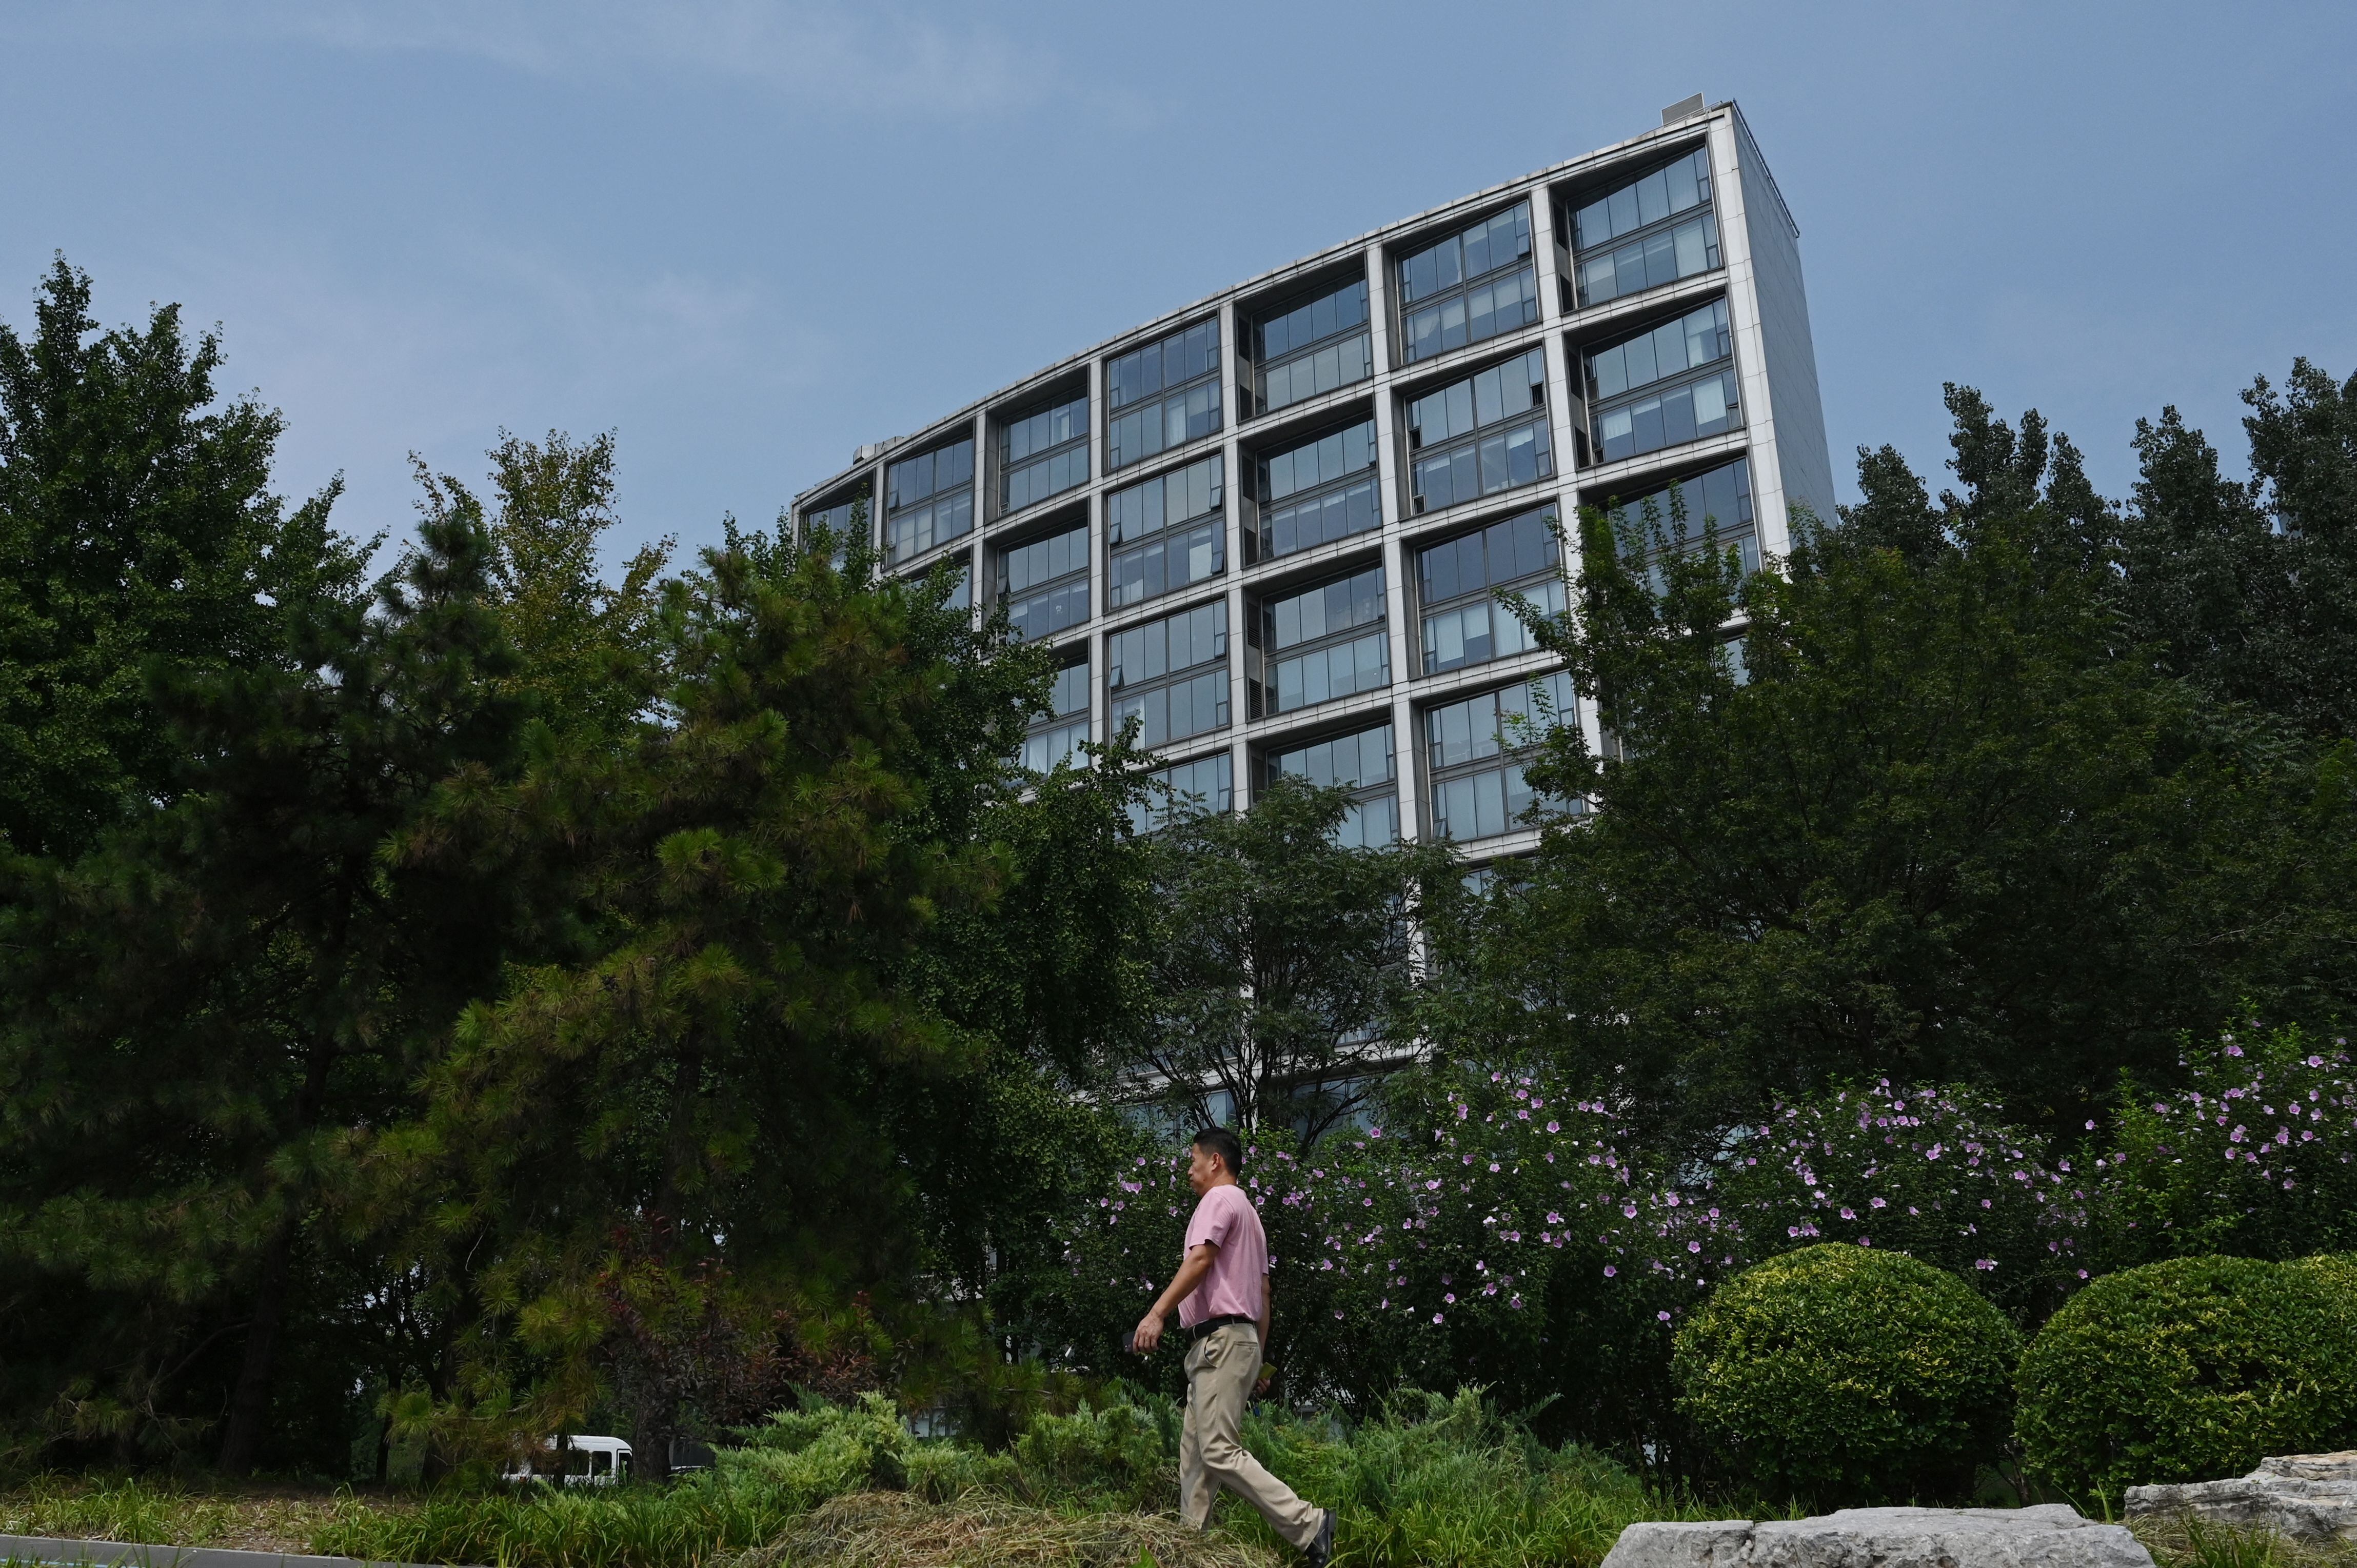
[{"left": 283, "top": 1387, "right": 1739, "bottom": 1568}]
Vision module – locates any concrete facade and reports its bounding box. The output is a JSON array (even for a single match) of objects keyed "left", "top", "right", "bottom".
[{"left": 792, "top": 98, "right": 1832, "bottom": 872}]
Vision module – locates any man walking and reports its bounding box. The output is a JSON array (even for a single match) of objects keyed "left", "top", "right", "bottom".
[{"left": 1133, "top": 1126, "right": 1334, "bottom": 1566}]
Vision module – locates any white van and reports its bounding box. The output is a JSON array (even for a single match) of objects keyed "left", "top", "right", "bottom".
[{"left": 500, "top": 1434, "right": 634, "bottom": 1486}]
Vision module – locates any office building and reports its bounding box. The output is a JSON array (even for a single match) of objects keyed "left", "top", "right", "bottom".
[{"left": 792, "top": 96, "right": 1833, "bottom": 871}]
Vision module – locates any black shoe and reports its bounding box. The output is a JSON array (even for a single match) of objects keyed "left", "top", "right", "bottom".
[{"left": 1305, "top": 1507, "right": 1335, "bottom": 1566}]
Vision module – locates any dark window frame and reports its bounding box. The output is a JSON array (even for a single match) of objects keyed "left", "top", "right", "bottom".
[
  {"left": 1105, "top": 320, "right": 1223, "bottom": 472},
  {"left": 996, "top": 384, "right": 1092, "bottom": 516},
  {"left": 1106, "top": 453, "right": 1226, "bottom": 610},
  {"left": 994, "top": 511, "right": 1092, "bottom": 643},
  {"left": 1258, "top": 719, "right": 1400, "bottom": 847},
  {"left": 1404, "top": 348, "right": 1555, "bottom": 515},
  {"left": 1021, "top": 648, "right": 1093, "bottom": 773},
  {"left": 1248, "top": 564, "right": 1390, "bottom": 720},
  {"left": 1246, "top": 273, "right": 1374, "bottom": 418},
  {"left": 1106, "top": 599, "right": 1231, "bottom": 749},
  {"left": 1414, "top": 501, "right": 1567, "bottom": 677},
  {"left": 1250, "top": 413, "right": 1382, "bottom": 562},
  {"left": 884, "top": 434, "right": 977, "bottom": 564},
  {"left": 1394, "top": 203, "right": 1539, "bottom": 366},
  {"left": 1421, "top": 671, "right": 1580, "bottom": 843},
  {"left": 1582, "top": 297, "right": 1739, "bottom": 465}
]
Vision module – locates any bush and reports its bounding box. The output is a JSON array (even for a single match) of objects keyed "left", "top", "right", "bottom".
[
  {"left": 1672, "top": 1243, "right": 2021, "bottom": 1504},
  {"left": 2099, "top": 1027, "right": 2357, "bottom": 1266},
  {"left": 2015, "top": 1254, "right": 2357, "bottom": 1497}
]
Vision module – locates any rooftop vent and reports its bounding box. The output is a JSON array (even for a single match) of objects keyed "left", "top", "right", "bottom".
[{"left": 1661, "top": 93, "right": 1707, "bottom": 126}]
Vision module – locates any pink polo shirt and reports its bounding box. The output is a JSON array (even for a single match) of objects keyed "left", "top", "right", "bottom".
[{"left": 1178, "top": 1182, "right": 1268, "bottom": 1328}]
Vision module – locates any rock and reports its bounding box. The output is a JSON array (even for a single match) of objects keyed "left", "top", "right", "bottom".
[
  {"left": 2126, "top": 1451, "right": 2357, "bottom": 1543},
  {"left": 1603, "top": 1506, "right": 2155, "bottom": 1568}
]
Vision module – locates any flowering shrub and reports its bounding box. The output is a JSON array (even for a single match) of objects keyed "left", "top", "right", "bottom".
[
  {"left": 1034, "top": 1028, "right": 2357, "bottom": 1457},
  {"left": 2098, "top": 1025, "right": 2357, "bottom": 1263},
  {"left": 1708, "top": 1080, "right": 2096, "bottom": 1321}
]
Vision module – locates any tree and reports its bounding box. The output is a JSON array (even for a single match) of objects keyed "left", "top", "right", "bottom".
[
  {"left": 376, "top": 523, "right": 1141, "bottom": 1475},
  {"left": 2117, "top": 360, "right": 2357, "bottom": 739},
  {"left": 411, "top": 428, "right": 673, "bottom": 753},
  {"left": 1437, "top": 387, "right": 2357, "bottom": 1150},
  {"left": 1136, "top": 776, "right": 1461, "bottom": 1144},
  {"left": 0, "top": 257, "right": 347, "bottom": 860},
  {"left": 0, "top": 503, "right": 526, "bottom": 1471}
]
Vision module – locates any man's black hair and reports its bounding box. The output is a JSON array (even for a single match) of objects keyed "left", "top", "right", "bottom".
[{"left": 1193, "top": 1124, "right": 1244, "bottom": 1177}]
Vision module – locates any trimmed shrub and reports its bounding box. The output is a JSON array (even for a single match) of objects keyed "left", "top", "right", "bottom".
[
  {"left": 2015, "top": 1254, "right": 2357, "bottom": 1497},
  {"left": 1672, "top": 1243, "right": 2021, "bottom": 1504}
]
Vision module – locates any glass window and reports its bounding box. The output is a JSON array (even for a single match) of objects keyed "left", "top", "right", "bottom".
[
  {"left": 1571, "top": 148, "right": 1712, "bottom": 251},
  {"left": 1021, "top": 652, "right": 1091, "bottom": 772},
  {"left": 1585, "top": 300, "right": 1739, "bottom": 464},
  {"left": 1251, "top": 566, "right": 1389, "bottom": 718},
  {"left": 997, "top": 521, "right": 1090, "bottom": 642},
  {"left": 885, "top": 436, "right": 976, "bottom": 564},
  {"left": 1417, "top": 502, "right": 1565, "bottom": 675},
  {"left": 1397, "top": 204, "right": 1538, "bottom": 365},
  {"left": 1106, "top": 321, "right": 1221, "bottom": 470},
  {"left": 1596, "top": 455, "right": 1760, "bottom": 582},
  {"left": 802, "top": 485, "right": 868, "bottom": 566},
  {"left": 1423, "top": 671, "right": 1581, "bottom": 842},
  {"left": 1127, "top": 750, "right": 1233, "bottom": 833},
  {"left": 1107, "top": 454, "right": 1225, "bottom": 609},
  {"left": 905, "top": 555, "right": 972, "bottom": 613},
  {"left": 1255, "top": 419, "right": 1380, "bottom": 560},
  {"left": 999, "top": 391, "right": 1091, "bottom": 513},
  {"left": 1262, "top": 722, "right": 1398, "bottom": 847},
  {"left": 1405, "top": 348, "right": 1554, "bottom": 514},
  {"left": 1252, "top": 277, "right": 1373, "bottom": 416},
  {"left": 1576, "top": 213, "right": 1720, "bottom": 309},
  {"left": 1107, "top": 600, "right": 1229, "bottom": 748},
  {"left": 1567, "top": 151, "right": 1721, "bottom": 310}
]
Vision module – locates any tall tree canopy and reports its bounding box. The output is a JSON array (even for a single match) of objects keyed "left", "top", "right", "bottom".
[
  {"left": 0, "top": 259, "right": 347, "bottom": 860},
  {"left": 1433, "top": 385, "right": 2357, "bottom": 1148}
]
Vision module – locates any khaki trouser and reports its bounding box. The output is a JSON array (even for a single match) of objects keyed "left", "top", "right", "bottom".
[{"left": 1178, "top": 1321, "right": 1323, "bottom": 1549}]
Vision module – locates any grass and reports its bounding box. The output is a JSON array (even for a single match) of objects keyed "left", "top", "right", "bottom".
[
  {"left": 2134, "top": 1515, "right": 2357, "bottom": 1568},
  {"left": 0, "top": 1475, "right": 402, "bottom": 1554},
  {"left": 734, "top": 1491, "right": 1279, "bottom": 1568},
  {"left": 0, "top": 1389, "right": 1762, "bottom": 1567}
]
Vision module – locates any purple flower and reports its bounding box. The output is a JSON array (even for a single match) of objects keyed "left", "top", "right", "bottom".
[{"left": 1603, "top": 1264, "right": 1617, "bottom": 1277}]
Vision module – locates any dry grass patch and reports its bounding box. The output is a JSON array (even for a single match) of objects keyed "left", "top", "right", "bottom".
[{"left": 736, "top": 1491, "right": 1281, "bottom": 1568}]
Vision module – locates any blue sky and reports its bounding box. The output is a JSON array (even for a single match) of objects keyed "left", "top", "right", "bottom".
[{"left": 3, "top": 2, "right": 2350, "bottom": 566}]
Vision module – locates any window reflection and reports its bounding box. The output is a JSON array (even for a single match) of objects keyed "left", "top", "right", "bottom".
[
  {"left": 1405, "top": 349, "right": 1553, "bottom": 514},
  {"left": 1397, "top": 205, "right": 1537, "bottom": 364}
]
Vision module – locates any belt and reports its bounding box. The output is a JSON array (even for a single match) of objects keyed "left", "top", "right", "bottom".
[{"left": 1187, "top": 1313, "right": 1255, "bottom": 1342}]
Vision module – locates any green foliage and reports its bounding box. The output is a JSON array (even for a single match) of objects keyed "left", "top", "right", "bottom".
[
  {"left": 0, "top": 257, "right": 359, "bottom": 860},
  {"left": 1441, "top": 385, "right": 2357, "bottom": 1152},
  {"left": 1236, "top": 1388, "right": 1747, "bottom": 1568},
  {"left": 2014, "top": 1254, "right": 2357, "bottom": 1496},
  {"left": 312, "top": 1475, "right": 793, "bottom": 1568},
  {"left": 2118, "top": 361, "right": 2357, "bottom": 741},
  {"left": 316, "top": 1386, "right": 1728, "bottom": 1568},
  {"left": 2100, "top": 1027, "right": 2357, "bottom": 1266},
  {"left": 1672, "top": 1244, "right": 2022, "bottom": 1504},
  {"left": 1140, "top": 773, "right": 1464, "bottom": 1141},
  {"left": 1706, "top": 1080, "right": 2097, "bottom": 1324}
]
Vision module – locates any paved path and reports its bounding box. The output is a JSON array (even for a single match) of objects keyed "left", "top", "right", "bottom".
[{"left": 0, "top": 1535, "right": 474, "bottom": 1568}]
